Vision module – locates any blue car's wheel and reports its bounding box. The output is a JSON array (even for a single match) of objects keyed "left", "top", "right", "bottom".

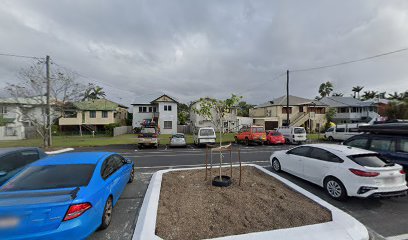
[
  {"left": 100, "top": 197, "right": 113, "bottom": 230},
  {"left": 128, "top": 168, "right": 134, "bottom": 183}
]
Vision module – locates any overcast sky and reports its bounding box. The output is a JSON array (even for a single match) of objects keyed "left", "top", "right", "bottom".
[{"left": 0, "top": 0, "right": 408, "bottom": 106}]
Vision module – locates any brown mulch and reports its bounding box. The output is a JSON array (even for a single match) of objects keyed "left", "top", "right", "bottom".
[{"left": 155, "top": 166, "right": 332, "bottom": 240}]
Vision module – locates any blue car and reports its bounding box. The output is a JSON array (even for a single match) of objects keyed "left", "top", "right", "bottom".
[
  {"left": 0, "top": 147, "right": 47, "bottom": 186},
  {"left": 0, "top": 152, "right": 134, "bottom": 240}
]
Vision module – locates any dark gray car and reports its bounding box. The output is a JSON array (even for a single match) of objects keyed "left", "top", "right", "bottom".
[{"left": 0, "top": 147, "right": 47, "bottom": 186}]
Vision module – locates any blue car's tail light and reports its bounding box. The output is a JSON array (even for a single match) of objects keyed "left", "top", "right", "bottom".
[{"left": 63, "top": 203, "right": 92, "bottom": 221}]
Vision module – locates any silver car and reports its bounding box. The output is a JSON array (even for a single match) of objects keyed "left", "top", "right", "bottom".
[{"left": 169, "top": 133, "right": 187, "bottom": 147}]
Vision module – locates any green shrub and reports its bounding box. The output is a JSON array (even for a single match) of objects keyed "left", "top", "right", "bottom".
[{"left": 104, "top": 123, "right": 120, "bottom": 136}]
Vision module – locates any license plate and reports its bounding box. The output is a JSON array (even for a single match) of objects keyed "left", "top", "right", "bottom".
[{"left": 0, "top": 217, "right": 20, "bottom": 229}]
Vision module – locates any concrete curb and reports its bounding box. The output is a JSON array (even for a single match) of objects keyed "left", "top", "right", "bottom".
[
  {"left": 45, "top": 148, "right": 74, "bottom": 155},
  {"left": 133, "top": 164, "right": 369, "bottom": 240}
]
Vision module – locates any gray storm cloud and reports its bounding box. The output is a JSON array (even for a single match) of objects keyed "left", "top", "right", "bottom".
[{"left": 0, "top": 0, "right": 407, "bottom": 105}]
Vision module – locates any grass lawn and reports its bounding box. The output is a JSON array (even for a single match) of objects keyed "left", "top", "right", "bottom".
[
  {"left": 307, "top": 133, "right": 326, "bottom": 141},
  {"left": 0, "top": 133, "right": 237, "bottom": 149}
]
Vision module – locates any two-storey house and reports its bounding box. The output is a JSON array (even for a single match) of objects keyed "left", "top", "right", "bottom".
[
  {"left": 131, "top": 94, "right": 178, "bottom": 134},
  {"left": 189, "top": 99, "right": 240, "bottom": 132},
  {"left": 249, "top": 95, "right": 328, "bottom": 132},
  {"left": 320, "top": 96, "right": 380, "bottom": 123},
  {"left": 58, "top": 99, "right": 128, "bottom": 134}
]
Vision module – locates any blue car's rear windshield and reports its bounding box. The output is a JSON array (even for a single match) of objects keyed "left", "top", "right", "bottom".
[{"left": 0, "top": 164, "right": 96, "bottom": 192}]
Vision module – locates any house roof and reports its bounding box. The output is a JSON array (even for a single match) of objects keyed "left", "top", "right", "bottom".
[
  {"left": 0, "top": 96, "right": 50, "bottom": 105},
  {"left": 364, "top": 98, "right": 390, "bottom": 105},
  {"left": 73, "top": 99, "right": 128, "bottom": 111},
  {"left": 320, "top": 96, "right": 373, "bottom": 107},
  {"left": 255, "top": 95, "right": 327, "bottom": 108},
  {"left": 131, "top": 93, "right": 179, "bottom": 105}
]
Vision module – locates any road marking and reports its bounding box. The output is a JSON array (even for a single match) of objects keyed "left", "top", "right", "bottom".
[
  {"left": 125, "top": 151, "right": 273, "bottom": 158},
  {"left": 387, "top": 234, "right": 408, "bottom": 240},
  {"left": 137, "top": 160, "right": 270, "bottom": 169}
]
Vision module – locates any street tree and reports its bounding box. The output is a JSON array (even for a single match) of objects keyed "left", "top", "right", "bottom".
[
  {"left": 361, "top": 91, "right": 378, "bottom": 100},
  {"left": 177, "top": 103, "right": 190, "bottom": 125},
  {"left": 192, "top": 94, "right": 242, "bottom": 181},
  {"left": 237, "top": 101, "right": 254, "bottom": 117},
  {"left": 6, "top": 60, "right": 84, "bottom": 148}
]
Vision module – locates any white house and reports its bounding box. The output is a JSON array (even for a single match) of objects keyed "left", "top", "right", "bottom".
[
  {"left": 320, "top": 96, "right": 380, "bottom": 124},
  {"left": 190, "top": 100, "right": 241, "bottom": 132},
  {"left": 0, "top": 96, "right": 55, "bottom": 140},
  {"left": 132, "top": 94, "right": 178, "bottom": 134}
]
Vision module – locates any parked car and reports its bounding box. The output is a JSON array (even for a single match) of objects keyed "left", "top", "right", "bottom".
[
  {"left": 234, "top": 125, "right": 266, "bottom": 145},
  {"left": 343, "top": 131, "right": 408, "bottom": 172},
  {"left": 270, "top": 144, "right": 408, "bottom": 200},
  {"left": 0, "top": 152, "right": 134, "bottom": 239},
  {"left": 0, "top": 147, "right": 47, "bottom": 186},
  {"left": 325, "top": 123, "right": 367, "bottom": 141},
  {"left": 138, "top": 127, "right": 159, "bottom": 149},
  {"left": 276, "top": 126, "right": 307, "bottom": 144},
  {"left": 169, "top": 133, "right": 187, "bottom": 147},
  {"left": 194, "top": 127, "right": 216, "bottom": 146},
  {"left": 266, "top": 131, "right": 286, "bottom": 145}
]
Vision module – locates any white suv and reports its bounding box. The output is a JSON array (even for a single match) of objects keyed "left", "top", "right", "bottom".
[{"left": 194, "top": 127, "right": 216, "bottom": 146}]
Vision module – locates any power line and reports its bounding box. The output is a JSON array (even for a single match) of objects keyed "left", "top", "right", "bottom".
[
  {"left": 237, "top": 71, "right": 286, "bottom": 95},
  {"left": 51, "top": 61, "right": 135, "bottom": 95},
  {"left": 0, "top": 52, "right": 43, "bottom": 60},
  {"left": 292, "top": 47, "right": 408, "bottom": 73}
]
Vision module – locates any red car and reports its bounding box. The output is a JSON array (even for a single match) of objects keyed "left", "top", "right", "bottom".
[{"left": 266, "top": 131, "right": 286, "bottom": 145}]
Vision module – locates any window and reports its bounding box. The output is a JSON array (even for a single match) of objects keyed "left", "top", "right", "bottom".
[
  {"left": 0, "top": 151, "right": 39, "bottom": 173},
  {"left": 102, "top": 111, "right": 108, "bottom": 118},
  {"left": 348, "top": 154, "right": 391, "bottom": 167},
  {"left": 139, "top": 107, "right": 147, "bottom": 113},
  {"left": 149, "top": 107, "right": 153, "bottom": 112},
  {"left": 164, "top": 105, "right": 172, "bottom": 111},
  {"left": 282, "top": 107, "right": 292, "bottom": 114},
  {"left": 369, "top": 138, "right": 396, "bottom": 152},
  {"left": 101, "top": 157, "right": 116, "bottom": 179},
  {"left": 346, "top": 138, "right": 368, "bottom": 149},
  {"left": 153, "top": 107, "right": 157, "bottom": 112},
  {"left": 1, "top": 164, "right": 96, "bottom": 191},
  {"left": 326, "top": 127, "right": 334, "bottom": 132},
  {"left": 336, "top": 128, "right": 345, "bottom": 132},
  {"left": 0, "top": 106, "right": 7, "bottom": 114},
  {"left": 287, "top": 146, "right": 311, "bottom": 157},
  {"left": 89, "top": 111, "right": 96, "bottom": 118},
  {"left": 400, "top": 139, "right": 408, "bottom": 153},
  {"left": 309, "top": 148, "right": 342, "bottom": 162},
  {"left": 5, "top": 127, "right": 17, "bottom": 136},
  {"left": 251, "top": 127, "right": 265, "bottom": 133},
  {"left": 64, "top": 111, "right": 77, "bottom": 118},
  {"left": 348, "top": 128, "right": 359, "bottom": 132},
  {"left": 224, "top": 122, "right": 228, "bottom": 128},
  {"left": 139, "top": 107, "right": 143, "bottom": 112},
  {"left": 200, "top": 128, "right": 215, "bottom": 136},
  {"left": 294, "top": 128, "right": 306, "bottom": 134},
  {"left": 164, "top": 121, "right": 172, "bottom": 129}
]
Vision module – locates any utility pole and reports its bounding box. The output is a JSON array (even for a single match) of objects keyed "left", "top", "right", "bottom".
[
  {"left": 286, "top": 70, "right": 290, "bottom": 126},
  {"left": 45, "top": 55, "right": 52, "bottom": 147}
]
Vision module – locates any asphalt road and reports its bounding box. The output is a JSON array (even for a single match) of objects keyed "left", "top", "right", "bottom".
[{"left": 81, "top": 144, "right": 408, "bottom": 240}]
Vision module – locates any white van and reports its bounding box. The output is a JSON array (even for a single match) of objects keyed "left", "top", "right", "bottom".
[
  {"left": 325, "top": 123, "right": 367, "bottom": 141},
  {"left": 194, "top": 127, "right": 216, "bottom": 146},
  {"left": 276, "top": 127, "right": 307, "bottom": 144}
]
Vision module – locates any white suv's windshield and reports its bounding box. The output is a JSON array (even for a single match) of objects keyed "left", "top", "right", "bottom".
[
  {"left": 200, "top": 129, "right": 215, "bottom": 136},
  {"left": 294, "top": 128, "right": 306, "bottom": 134}
]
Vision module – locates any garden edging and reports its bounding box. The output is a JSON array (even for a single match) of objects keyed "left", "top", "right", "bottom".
[{"left": 133, "top": 164, "right": 369, "bottom": 240}]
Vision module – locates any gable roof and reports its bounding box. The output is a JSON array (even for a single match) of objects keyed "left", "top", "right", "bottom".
[
  {"left": 74, "top": 99, "right": 128, "bottom": 111},
  {"left": 131, "top": 93, "right": 178, "bottom": 105},
  {"left": 255, "top": 95, "right": 327, "bottom": 108},
  {"left": 320, "top": 96, "right": 373, "bottom": 107}
]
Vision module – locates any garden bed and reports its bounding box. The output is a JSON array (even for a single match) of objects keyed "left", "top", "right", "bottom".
[
  {"left": 156, "top": 166, "right": 331, "bottom": 240},
  {"left": 133, "top": 164, "right": 369, "bottom": 240}
]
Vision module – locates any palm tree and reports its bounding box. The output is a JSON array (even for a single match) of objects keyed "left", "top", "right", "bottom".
[
  {"left": 318, "top": 81, "right": 334, "bottom": 98},
  {"left": 387, "top": 91, "right": 403, "bottom": 101},
  {"left": 352, "top": 86, "right": 364, "bottom": 99},
  {"left": 331, "top": 92, "right": 343, "bottom": 97},
  {"left": 83, "top": 84, "right": 106, "bottom": 101},
  {"left": 361, "top": 91, "right": 377, "bottom": 100}
]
